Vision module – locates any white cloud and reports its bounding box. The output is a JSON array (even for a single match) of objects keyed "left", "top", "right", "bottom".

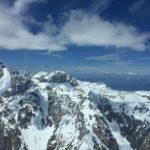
[
  {"left": 0, "top": 1, "right": 149, "bottom": 52},
  {"left": 0, "top": 2, "right": 66, "bottom": 52},
  {"left": 61, "top": 11, "right": 149, "bottom": 51}
]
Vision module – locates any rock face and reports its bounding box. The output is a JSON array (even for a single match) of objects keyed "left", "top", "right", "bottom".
[{"left": 0, "top": 71, "right": 150, "bottom": 150}]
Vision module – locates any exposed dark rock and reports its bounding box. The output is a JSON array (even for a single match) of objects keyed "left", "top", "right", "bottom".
[{"left": 0, "top": 70, "right": 149, "bottom": 150}]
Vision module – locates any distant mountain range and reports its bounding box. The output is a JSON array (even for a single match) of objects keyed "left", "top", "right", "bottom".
[{"left": 0, "top": 70, "right": 150, "bottom": 150}]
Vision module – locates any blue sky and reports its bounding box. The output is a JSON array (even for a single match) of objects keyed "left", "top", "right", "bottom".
[{"left": 0, "top": 0, "right": 150, "bottom": 75}]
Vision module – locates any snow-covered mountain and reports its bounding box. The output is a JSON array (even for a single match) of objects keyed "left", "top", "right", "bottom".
[{"left": 0, "top": 70, "right": 150, "bottom": 150}]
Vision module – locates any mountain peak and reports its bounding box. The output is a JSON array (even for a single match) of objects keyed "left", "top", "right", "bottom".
[{"left": 32, "top": 70, "right": 78, "bottom": 86}]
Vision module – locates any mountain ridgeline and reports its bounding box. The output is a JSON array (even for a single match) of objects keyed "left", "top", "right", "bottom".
[{"left": 0, "top": 70, "right": 150, "bottom": 150}]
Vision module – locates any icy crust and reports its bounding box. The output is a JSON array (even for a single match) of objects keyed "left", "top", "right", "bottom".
[{"left": 0, "top": 71, "right": 150, "bottom": 150}]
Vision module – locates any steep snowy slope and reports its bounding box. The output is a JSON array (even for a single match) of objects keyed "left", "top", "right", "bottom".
[
  {"left": 0, "top": 71, "right": 150, "bottom": 150},
  {"left": 0, "top": 68, "right": 11, "bottom": 95}
]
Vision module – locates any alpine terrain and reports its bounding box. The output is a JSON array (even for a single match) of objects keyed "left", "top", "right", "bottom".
[{"left": 0, "top": 70, "right": 150, "bottom": 150}]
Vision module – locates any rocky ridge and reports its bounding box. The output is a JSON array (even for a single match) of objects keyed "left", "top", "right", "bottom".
[{"left": 0, "top": 71, "right": 150, "bottom": 150}]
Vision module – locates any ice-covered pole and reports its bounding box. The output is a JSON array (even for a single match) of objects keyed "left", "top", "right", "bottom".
[{"left": 0, "top": 62, "right": 11, "bottom": 95}]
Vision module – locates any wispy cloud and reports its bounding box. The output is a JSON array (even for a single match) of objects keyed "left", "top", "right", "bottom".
[
  {"left": 0, "top": 1, "right": 149, "bottom": 52},
  {"left": 129, "top": 0, "right": 147, "bottom": 13},
  {"left": 51, "top": 53, "right": 63, "bottom": 59},
  {"left": 86, "top": 53, "right": 121, "bottom": 61},
  {"left": 67, "top": 60, "right": 150, "bottom": 74},
  {"left": 89, "top": 0, "right": 113, "bottom": 14},
  {"left": 13, "top": 0, "right": 46, "bottom": 15}
]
